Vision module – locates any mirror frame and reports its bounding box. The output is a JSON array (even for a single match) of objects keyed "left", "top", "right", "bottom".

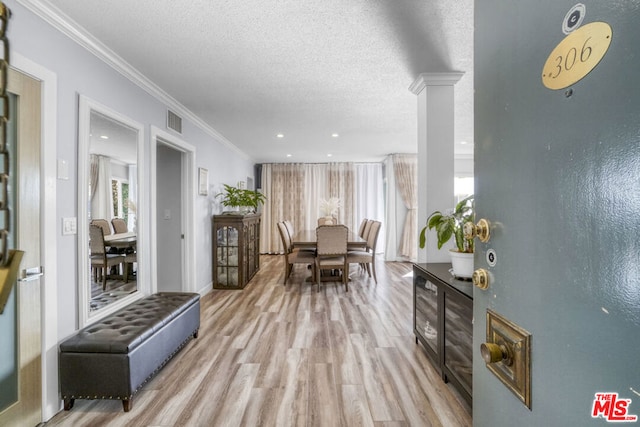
[{"left": 77, "top": 95, "right": 148, "bottom": 327}]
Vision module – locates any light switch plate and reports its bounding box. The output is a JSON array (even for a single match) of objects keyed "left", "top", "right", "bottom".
[
  {"left": 57, "top": 159, "right": 69, "bottom": 180},
  {"left": 485, "top": 309, "right": 532, "bottom": 409},
  {"left": 62, "top": 217, "right": 77, "bottom": 235}
]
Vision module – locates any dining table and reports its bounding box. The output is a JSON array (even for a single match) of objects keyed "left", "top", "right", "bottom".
[
  {"left": 103, "top": 232, "right": 137, "bottom": 279},
  {"left": 292, "top": 228, "right": 367, "bottom": 284},
  {"left": 104, "top": 231, "right": 137, "bottom": 249},
  {"left": 292, "top": 229, "right": 367, "bottom": 249}
]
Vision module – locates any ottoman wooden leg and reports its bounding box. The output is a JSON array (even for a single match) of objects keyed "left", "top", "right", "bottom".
[{"left": 63, "top": 398, "right": 75, "bottom": 411}]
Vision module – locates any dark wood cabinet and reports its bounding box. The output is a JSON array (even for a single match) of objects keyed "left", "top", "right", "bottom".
[
  {"left": 413, "top": 263, "right": 473, "bottom": 405},
  {"left": 212, "top": 213, "right": 261, "bottom": 289}
]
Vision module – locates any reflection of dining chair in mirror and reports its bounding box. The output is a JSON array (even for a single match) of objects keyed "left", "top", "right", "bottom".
[
  {"left": 348, "top": 220, "right": 382, "bottom": 284},
  {"left": 89, "top": 224, "right": 125, "bottom": 290},
  {"left": 315, "top": 225, "right": 349, "bottom": 292},
  {"left": 90, "top": 219, "right": 112, "bottom": 236},
  {"left": 111, "top": 218, "right": 128, "bottom": 234},
  {"left": 123, "top": 251, "right": 137, "bottom": 283}
]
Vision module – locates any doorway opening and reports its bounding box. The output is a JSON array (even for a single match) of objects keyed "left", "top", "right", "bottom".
[{"left": 151, "top": 127, "right": 196, "bottom": 293}]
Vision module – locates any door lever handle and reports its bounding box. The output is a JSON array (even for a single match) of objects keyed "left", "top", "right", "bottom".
[{"left": 18, "top": 266, "right": 43, "bottom": 282}]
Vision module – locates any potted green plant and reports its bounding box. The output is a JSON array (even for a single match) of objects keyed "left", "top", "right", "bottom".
[
  {"left": 419, "top": 195, "right": 474, "bottom": 278},
  {"left": 216, "top": 184, "right": 266, "bottom": 214}
]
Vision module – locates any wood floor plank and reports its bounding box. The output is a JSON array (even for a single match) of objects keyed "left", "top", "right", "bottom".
[
  {"left": 341, "top": 384, "right": 376, "bottom": 427},
  {"left": 46, "top": 255, "right": 471, "bottom": 427},
  {"left": 308, "top": 363, "right": 344, "bottom": 427},
  {"left": 349, "top": 333, "right": 405, "bottom": 422}
]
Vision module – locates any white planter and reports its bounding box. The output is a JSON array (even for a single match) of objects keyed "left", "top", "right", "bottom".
[{"left": 449, "top": 250, "right": 474, "bottom": 279}]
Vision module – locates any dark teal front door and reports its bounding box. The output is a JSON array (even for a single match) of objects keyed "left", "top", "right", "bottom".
[{"left": 474, "top": 1, "right": 640, "bottom": 425}]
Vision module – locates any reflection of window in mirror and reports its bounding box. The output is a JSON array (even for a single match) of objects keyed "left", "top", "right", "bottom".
[{"left": 111, "top": 179, "right": 129, "bottom": 222}]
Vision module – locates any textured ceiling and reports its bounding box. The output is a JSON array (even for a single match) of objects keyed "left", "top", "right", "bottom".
[{"left": 47, "top": 0, "right": 474, "bottom": 163}]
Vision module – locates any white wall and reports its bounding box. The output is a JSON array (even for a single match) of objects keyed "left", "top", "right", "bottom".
[{"left": 7, "top": 0, "right": 254, "bottom": 419}]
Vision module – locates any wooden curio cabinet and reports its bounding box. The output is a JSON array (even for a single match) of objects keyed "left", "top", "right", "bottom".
[{"left": 212, "top": 213, "right": 261, "bottom": 289}]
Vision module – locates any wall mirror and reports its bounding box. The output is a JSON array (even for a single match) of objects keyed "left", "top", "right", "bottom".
[{"left": 78, "top": 95, "right": 147, "bottom": 326}]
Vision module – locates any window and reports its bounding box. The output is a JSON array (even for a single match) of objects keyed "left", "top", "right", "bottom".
[
  {"left": 111, "top": 178, "right": 130, "bottom": 222},
  {"left": 455, "top": 177, "right": 474, "bottom": 202}
]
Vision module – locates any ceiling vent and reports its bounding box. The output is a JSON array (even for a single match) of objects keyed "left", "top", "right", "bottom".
[{"left": 167, "top": 110, "right": 183, "bottom": 134}]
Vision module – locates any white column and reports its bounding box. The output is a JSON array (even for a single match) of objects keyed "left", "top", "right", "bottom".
[{"left": 410, "top": 72, "right": 464, "bottom": 263}]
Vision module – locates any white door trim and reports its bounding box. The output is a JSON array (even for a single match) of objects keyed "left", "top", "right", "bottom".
[
  {"left": 150, "top": 127, "right": 196, "bottom": 293},
  {"left": 11, "top": 52, "right": 58, "bottom": 421}
]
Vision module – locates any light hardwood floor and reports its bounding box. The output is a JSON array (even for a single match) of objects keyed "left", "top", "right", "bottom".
[{"left": 46, "top": 255, "right": 472, "bottom": 427}]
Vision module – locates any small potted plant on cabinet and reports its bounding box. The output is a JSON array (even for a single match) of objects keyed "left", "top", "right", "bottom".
[
  {"left": 217, "top": 184, "right": 266, "bottom": 214},
  {"left": 419, "top": 195, "right": 474, "bottom": 279}
]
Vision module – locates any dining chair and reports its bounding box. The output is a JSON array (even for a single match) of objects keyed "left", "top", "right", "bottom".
[
  {"left": 284, "top": 219, "right": 314, "bottom": 254},
  {"left": 361, "top": 219, "right": 374, "bottom": 242},
  {"left": 347, "top": 220, "right": 382, "bottom": 284},
  {"left": 357, "top": 218, "right": 368, "bottom": 238},
  {"left": 89, "top": 224, "right": 125, "bottom": 290},
  {"left": 315, "top": 224, "right": 349, "bottom": 292},
  {"left": 111, "top": 218, "right": 128, "bottom": 234},
  {"left": 277, "top": 221, "right": 315, "bottom": 285},
  {"left": 283, "top": 220, "right": 295, "bottom": 242}
]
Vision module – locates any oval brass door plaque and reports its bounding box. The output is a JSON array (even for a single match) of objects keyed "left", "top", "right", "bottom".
[{"left": 542, "top": 22, "right": 612, "bottom": 90}]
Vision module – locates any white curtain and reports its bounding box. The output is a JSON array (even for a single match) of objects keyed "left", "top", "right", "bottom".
[
  {"left": 393, "top": 154, "right": 418, "bottom": 260},
  {"left": 354, "top": 163, "right": 385, "bottom": 253},
  {"left": 260, "top": 162, "right": 384, "bottom": 254},
  {"left": 90, "top": 155, "right": 114, "bottom": 221},
  {"left": 384, "top": 156, "right": 398, "bottom": 260},
  {"left": 384, "top": 154, "right": 418, "bottom": 261}
]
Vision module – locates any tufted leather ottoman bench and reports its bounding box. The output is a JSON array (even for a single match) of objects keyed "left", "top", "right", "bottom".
[{"left": 59, "top": 292, "right": 200, "bottom": 412}]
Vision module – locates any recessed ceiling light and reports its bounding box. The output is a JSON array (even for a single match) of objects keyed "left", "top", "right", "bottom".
[
  {"left": 331, "top": 133, "right": 339, "bottom": 138},
  {"left": 327, "top": 153, "right": 333, "bottom": 157},
  {"left": 276, "top": 133, "right": 284, "bottom": 138},
  {"left": 460, "top": 140, "right": 468, "bottom": 145},
  {"left": 100, "top": 135, "right": 109, "bottom": 139},
  {"left": 286, "top": 154, "right": 292, "bottom": 157}
]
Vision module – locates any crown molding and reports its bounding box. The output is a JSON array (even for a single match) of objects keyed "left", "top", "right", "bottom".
[
  {"left": 409, "top": 72, "right": 465, "bottom": 95},
  {"left": 17, "top": 0, "right": 249, "bottom": 160}
]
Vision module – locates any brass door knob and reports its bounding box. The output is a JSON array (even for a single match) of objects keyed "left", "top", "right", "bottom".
[
  {"left": 464, "top": 218, "right": 491, "bottom": 242},
  {"left": 472, "top": 268, "right": 489, "bottom": 290},
  {"left": 480, "top": 342, "right": 513, "bottom": 366}
]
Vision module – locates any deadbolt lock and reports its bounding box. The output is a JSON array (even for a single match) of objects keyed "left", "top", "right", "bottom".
[
  {"left": 472, "top": 268, "right": 489, "bottom": 290},
  {"left": 464, "top": 218, "right": 491, "bottom": 242}
]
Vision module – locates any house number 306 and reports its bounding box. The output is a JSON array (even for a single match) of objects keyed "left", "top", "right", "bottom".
[{"left": 542, "top": 22, "right": 612, "bottom": 90}]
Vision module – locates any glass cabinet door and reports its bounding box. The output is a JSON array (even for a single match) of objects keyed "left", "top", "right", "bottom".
[
  {"left": 444, "top": 292, "right": 473, "bottom": 396},
  {"left": 216, "top": 225, "right": 239, "bottom": 287},
  {"left": 414, "top": 274, "right": 439, "bottom": 354}
]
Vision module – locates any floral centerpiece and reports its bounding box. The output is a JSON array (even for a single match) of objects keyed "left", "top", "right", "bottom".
[{"left": 319, "top": 197, "right": 341, "bottom": 218}]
